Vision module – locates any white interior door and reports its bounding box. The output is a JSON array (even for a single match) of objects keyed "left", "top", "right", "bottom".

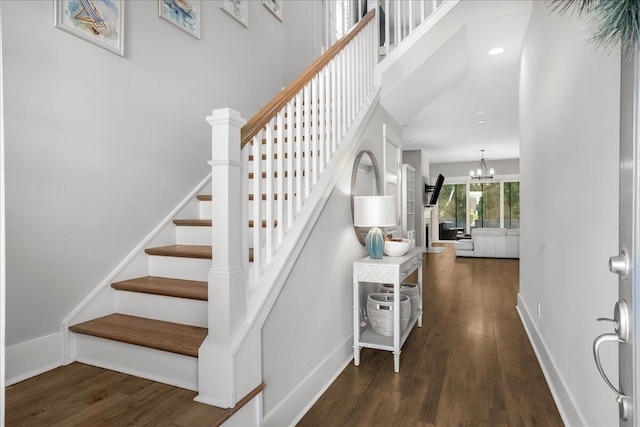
[{"left": 596, "top": 44, "right": 639, "bottom": 426}]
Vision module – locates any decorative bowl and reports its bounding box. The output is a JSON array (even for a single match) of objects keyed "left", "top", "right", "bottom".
[{"left": 383, "top": 239, "right": 411, "bottom": 257}]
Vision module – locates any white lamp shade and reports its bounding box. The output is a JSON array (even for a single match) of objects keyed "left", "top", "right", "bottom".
[{"left": 353, "top": 196, "right": 397, "bottom": 227}]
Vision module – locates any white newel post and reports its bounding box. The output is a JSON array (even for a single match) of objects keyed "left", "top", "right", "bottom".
[{"left": 197, "top": 108, "right": 247, "bottom": 408}]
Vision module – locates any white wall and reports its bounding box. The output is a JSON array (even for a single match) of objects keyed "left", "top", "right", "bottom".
[
  {"left": 519, "top": 2, "right": 620, "bottom": 425},
  {"left": 261, "top": 104, "right": 401, "bottom": 425},
  {"left": 3, "top": 0, "right": 322, "bottom": 348}
]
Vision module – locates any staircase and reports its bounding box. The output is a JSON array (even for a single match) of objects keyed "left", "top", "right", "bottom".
[
  {"left": 60, "top": 2, "right": 442, "bottom": 424},
  {"left": 67, "top": 193, "right": 213, "bottom": 391}
]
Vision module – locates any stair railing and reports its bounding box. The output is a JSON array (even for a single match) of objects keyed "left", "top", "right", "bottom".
[
  {"left": 240, "top": 8, "right": 377, "bottom": 286},
  {"left": 201, "top": 8, "right": 378, "bottom": 408}
]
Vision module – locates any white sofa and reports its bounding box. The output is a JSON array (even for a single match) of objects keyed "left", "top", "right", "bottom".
[{"left": 454, "top": 228, "right": 519, "bottom": 258}]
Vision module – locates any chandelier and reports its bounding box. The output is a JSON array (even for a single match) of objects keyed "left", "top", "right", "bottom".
[{"left": 470, "top": 150, "right": 494, "bottom": 180}]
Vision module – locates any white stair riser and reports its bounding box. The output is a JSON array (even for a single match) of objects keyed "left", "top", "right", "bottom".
[
  {"left": 116, "top": 291, "right": 207, "bottom": 327},
  {"left": 148, "top": 255, "right": 210, "bottom": 282},
  {"left": 199, "top": 201, "right": 212, "bottom": 220},
  {"left": 73, "top": 334, "right": 199, "bottom": 391},
  {"left": 176, "top": 226, "right": 212, "bottom": 246}
]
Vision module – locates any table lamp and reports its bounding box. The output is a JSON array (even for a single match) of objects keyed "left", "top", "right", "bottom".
[{"left": 353, "top": 195, "right": 397, "bottom": 259}]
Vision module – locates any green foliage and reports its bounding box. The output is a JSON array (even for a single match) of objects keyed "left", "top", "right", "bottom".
[{"left": 549, "top": 0, "right": 640, "bottom": 57}]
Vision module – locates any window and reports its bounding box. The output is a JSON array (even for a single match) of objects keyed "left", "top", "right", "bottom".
[
  {"left": 435, "top": 179, "right": 520, "bottom": 239},
  {"left": 437, "top": 184, "right": 466, "bottom": 230},
  {"left": 470, "top": 183, "right": 500, "bottom": 228},
  {"left": 503, "top": 181, "right": 520, "bottom": 229}
]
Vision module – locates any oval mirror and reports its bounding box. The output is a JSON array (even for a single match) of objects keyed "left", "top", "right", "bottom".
[{"left": 351, "top": 150, "right": 382, "bottom": 245}]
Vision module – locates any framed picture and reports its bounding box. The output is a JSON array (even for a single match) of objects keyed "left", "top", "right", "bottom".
[
  {"left": 159, "top": 0, "right": 200, "bottom": 39},
  {"left": 263, "top": 0, "right": 282, "bottom": 21},
  {"left": 54, "top": 0, "right": 125, "bottom": 56},
  {"left": 220, "top": 0, "right": 248, "bottom": 27}
]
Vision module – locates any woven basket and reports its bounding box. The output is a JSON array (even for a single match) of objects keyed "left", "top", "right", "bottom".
[
  {"left": 380, "top": 282, "right": 420, "bottom": 320},
  {"left": 367, "top": 293, "right": 411, "bottom": 336}
]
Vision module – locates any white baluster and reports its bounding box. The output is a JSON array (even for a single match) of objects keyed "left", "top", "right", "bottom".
[
  {"left": 276, "top": 111, "right": 284, "bottom": 245},
  {"left": 410, "top": 0, "right": 415, "bottom": 33},
  {"left": 421, "top": 0, "right": 426, "bottom": 23},
  {"left": 341, "top": 53, "right": 347, "bottom": 140},
  {"left": 252, "top": 133, "right": 262, "bottom": 284},
  {"left": 385, "top": 0, "right": 390, "bottom": 55},
  {"left": 331, "top": 59, "right": 338, "bottom": 154},
  {"left": 318, "top": 69, "right": 326, "bottom": 174},
  {"left": 295, "top": 92, "right": 303, "bottom": 213},
  {"left": 264, "top": 121, "right": 274, "bottom": 262},
  {"left": 286, "top": 100, "right": 294, "bottom": 228},
  {"left": 303, "top": 83, "right": 311, "bottom": 198},
  {"left": 395, "top": 1, "right": 400, "bottom": 47},
  {"left": 336, "top": 55, "right": 342, "bottom": 146},
  {"left": 311, "top": 76, "right": 319, "bottom": 185}
]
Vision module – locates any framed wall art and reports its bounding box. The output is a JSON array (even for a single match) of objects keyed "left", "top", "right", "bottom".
[
  {"left": 263, "top": 0, "right": 282, "bottom": 22},
  {"left": 54, "top": 0, "right": 125, "bottom": 56},
  {"left": 220, "top": 0, "right": 248, "bottom": 27},
  {"left": 159, "top": 0, "right": 200, "bottom": 39}
]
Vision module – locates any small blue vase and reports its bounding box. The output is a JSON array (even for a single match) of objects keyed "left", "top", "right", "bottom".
[{"left": 365, "top": 227, "right": 385, "bottom": 259}]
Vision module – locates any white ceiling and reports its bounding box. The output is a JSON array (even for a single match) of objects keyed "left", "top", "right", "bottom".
[{"left": 394, "top": 9, "right": 533, "bottom": 164}]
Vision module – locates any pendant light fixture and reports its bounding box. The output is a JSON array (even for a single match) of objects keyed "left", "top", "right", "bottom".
[{"left": 470, "top": 150, "right": 495, "bottom": 180}]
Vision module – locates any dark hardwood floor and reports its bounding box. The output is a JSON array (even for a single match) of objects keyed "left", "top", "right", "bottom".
[
  {"left": 298, "top": 243, "right": 563, "bottom": 426},
  {"left": 5, "top": 244, "right": 562, "bottom": 426},
  {"left": 4, "top": 363, "right": 261, "bottom": 427}
]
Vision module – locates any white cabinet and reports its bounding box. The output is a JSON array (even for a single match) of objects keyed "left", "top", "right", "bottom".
[{"left": 352, "top": 248, "right": 423, "bottom": 372}]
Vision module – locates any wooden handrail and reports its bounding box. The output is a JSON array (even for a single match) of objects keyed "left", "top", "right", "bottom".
[{"left": 241, "top": 9, "right": 376, "bottom": 148}]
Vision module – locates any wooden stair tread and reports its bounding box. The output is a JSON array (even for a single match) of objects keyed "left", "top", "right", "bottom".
[
  {"left": 173, "top": 219, "right": 212, "bottom": 227},
  {"left": 69, "top": 314, "right": 206, "bottom": 357},
  {"left": 197, "top": 195, "right": 212, "bottom": 201},
  {"left": 145, "top": 245, "right": 211, "bottom": 259},
  {"left": 111, "top": 276, "right": 207, "bottom": 301},
  {"left": 145, "top": 244, "right": 254, "bottom": 262}
]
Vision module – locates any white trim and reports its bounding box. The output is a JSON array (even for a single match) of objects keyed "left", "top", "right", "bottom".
[
  {"left": 517, "top": 294, "right": 587, "bottom": 426},
  {"left": 0, "top": 9, "right": 5, "bottom": 420},
  {"left": 262, "top": 335, "right": 354, "bottom": 427},
  {"left": 6, "top": 332, "right": 64, "bottom": 386},
  {"left": 222, "top": 392, "right": 262, "bottom": 427},
  {"left": 61, "top": 172, "right": 212, "bottom": 361}
]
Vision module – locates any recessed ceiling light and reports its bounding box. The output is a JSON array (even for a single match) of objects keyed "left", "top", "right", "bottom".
[
  {"left": 478, "top": 120, "right": 486, "bottom": 124},
  {"left": 489, "top": 48, "right": 504, "bottom": 55},
  {"left": 477, "top": 111, "right": 485, "bottom": 114}
]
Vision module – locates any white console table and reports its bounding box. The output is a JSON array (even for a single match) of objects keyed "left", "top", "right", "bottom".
[{"left": 353, "top": 248, "right": 423, "bottom": 372}]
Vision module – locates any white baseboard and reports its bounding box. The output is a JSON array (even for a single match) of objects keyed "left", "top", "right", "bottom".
[
  {"left": 262, "top": 335, "right": 353, "bottom": 427},
  {"left": 516, "top": 294, "right": 586, "bottom": 426},
  {"left": 6, "top": 332, "right": 64, "bottom": 385}
]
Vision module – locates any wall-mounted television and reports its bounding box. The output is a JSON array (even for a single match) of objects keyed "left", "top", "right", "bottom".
[{"left": 424, "top": 174, "right": 445, "bottom": 206}]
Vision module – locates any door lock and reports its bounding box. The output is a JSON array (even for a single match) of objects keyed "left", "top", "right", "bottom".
[{"left": 609, "top": 249, "right": 629, "bottom": 279}]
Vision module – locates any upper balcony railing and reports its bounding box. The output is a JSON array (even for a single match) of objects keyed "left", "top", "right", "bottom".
[{"left": 354, "top": 0, "right": 447, "bottom": 57}]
